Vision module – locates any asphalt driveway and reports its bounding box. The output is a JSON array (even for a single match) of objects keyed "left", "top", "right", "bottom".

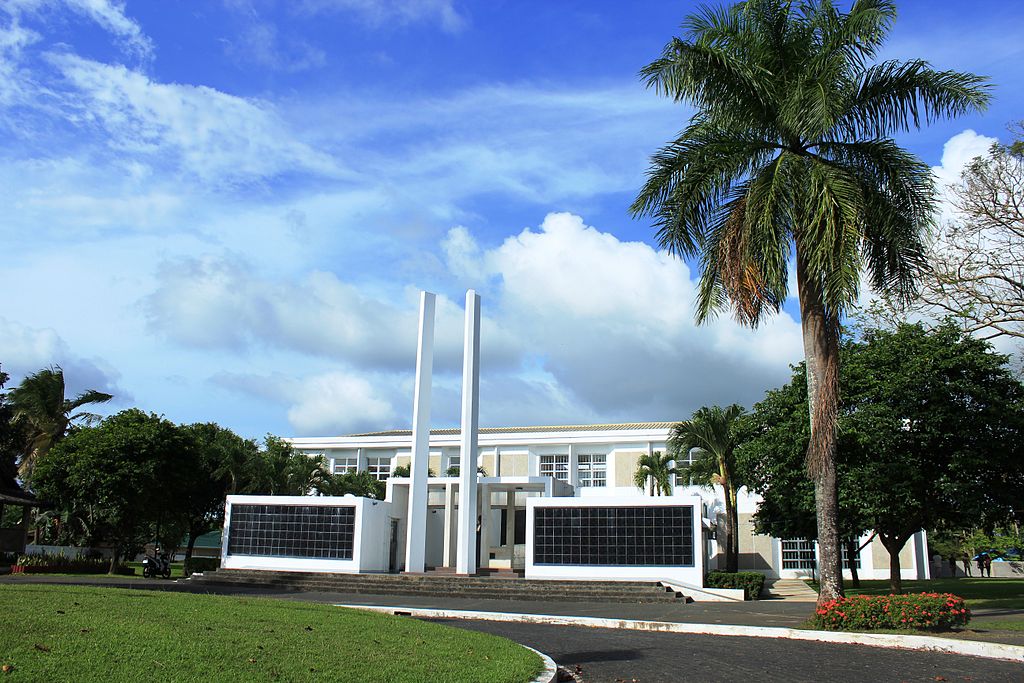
[{"left": 433, "top": 619, "right": 1024, "bottom": 683}]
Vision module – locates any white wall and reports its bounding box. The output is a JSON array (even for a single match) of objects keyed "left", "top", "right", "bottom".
[
  {"left": 221, "top": 495, "right": 394, "bottom": 574},
  {"left": 525, "top": 495, "right": 705, "bottom": 588}
]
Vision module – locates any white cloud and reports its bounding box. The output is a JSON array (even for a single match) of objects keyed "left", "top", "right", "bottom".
[
  {"left": 298, "top": 0, "right": 467, "bottom": 33},
  {"left": 5, "top": 0, "right": 151, "bottom": 59},
  {"left": 0, "top": 316, "right": 124, "bottom": 398},
  {"left": 286, "top": 371, "right": 396, "bottom": 434},
  {"left": 931, "top": 129, "right": 998, "bottom": 215},
  {"left": 144, "top": 254, "right": 525, "bottom": 372},
  {"left": 449, "top": 213, "right": 806, "bottom": 421},
  {"left": 48, "top": 53, "right": 343, "bottom": 183}
]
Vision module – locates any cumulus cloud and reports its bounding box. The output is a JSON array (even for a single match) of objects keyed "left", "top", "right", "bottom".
[
  {"left": 211, "top": 369, "right": 398, "bottom": 435},
  {"left": 144, "top": 254, "right": 525, "bottom": 372},
  {"left": 0, "top": 316, "right": 124, "bottom": 399},
  {"left": 452, "top": 213, "right": 806, "bottom": 421},
  {"left": 931, "top": 129, "right": 999, "bottom": 220},
  {"left": 47, "top": 54, "right": 342, "bottom": 183}
]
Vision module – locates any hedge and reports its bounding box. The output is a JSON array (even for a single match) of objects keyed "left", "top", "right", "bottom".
[
  {"left": 14, "top": 552, "right": 134, "bottom": 575},
  {"left": 183, "top": 557, "right": 221, "bottom": 576},
  {"left": 705, "top": 571, "right": 765, "bottom": 600},
  {"left": 810, "top": 593, "right": 971, "bottom": 631}
]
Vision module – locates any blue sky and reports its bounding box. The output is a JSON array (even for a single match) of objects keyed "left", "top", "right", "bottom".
[{"left": 1, "top": 0, "right": 1022, "bottom": 439}]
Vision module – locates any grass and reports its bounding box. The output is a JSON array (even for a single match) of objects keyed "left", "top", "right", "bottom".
[{"left": 0, "top": 584, "right": 542, "bottom": 682}]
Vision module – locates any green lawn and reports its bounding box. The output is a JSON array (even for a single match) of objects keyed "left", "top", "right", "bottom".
[{"left": 0, "top": 584, "right": 542, "bottom": 682}]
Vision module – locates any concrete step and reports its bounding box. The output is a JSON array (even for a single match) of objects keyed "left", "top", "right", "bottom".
[{"left": 189, "top": 570, "right": 686, "bottom": 603}]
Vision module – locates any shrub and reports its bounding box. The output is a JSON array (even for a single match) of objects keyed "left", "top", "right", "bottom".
[
  {"left": 14, "top": 552, "right": 134, "bottom": 575},
  {"left": 705, "top": 571, "right": 766, "bottom": 600},
  {"left": 810, "top": 593, "right": 971, "bottom": 631},
  {"left": 183, "top": 557, "right": 221, "bottom": 576}
]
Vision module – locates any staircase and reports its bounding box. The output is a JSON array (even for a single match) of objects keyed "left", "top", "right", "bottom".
[{"left": 187, "top": 569, "right": 688, "bottom": 604}]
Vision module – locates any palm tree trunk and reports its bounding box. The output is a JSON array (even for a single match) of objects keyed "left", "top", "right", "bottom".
[
  {"left": 796, "top": 250, "right": 844, "bottom": 606},
  {"left": 725, "top": 486, "right": 739, "bottom": 573}
]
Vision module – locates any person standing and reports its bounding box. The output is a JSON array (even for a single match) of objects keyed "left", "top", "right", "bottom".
[
  {"left": 962, "top": 552, "right": 972, "bottom": 577},
  {"left": 983, "top": 553, "right": 993, "bottom": 577},
  {"left": 977, "top": 553, "right": 986, "bottom": 577}
]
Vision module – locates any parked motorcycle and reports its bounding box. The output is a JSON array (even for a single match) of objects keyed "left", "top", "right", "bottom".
[{"left": 142, "top": 547, "right": 172, "bottom": 579}]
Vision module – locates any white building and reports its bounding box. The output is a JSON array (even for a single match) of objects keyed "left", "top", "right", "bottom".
[{"left": 218, "top": 422, "right": 929, "bottom": 587}]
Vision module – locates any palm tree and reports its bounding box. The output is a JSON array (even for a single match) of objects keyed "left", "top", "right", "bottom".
[
  {"left": 9, "top": 366, "right": 112, "bottom": 480},
  {"left": 633, "top": 451, "right": 677, "bottom": 496},
  {"left": 670, "top": 404, "right": 749, "bottom": 573},
  {"left": 631, "top": 0, "right": 989, "bottom": 603}
]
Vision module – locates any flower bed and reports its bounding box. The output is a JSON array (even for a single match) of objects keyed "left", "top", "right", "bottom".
[{"left": 811, "top": 593, "right": 971, "bottom": 631}]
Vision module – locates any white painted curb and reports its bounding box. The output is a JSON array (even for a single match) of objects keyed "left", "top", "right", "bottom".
[
  {"left": 522, "top": 645, "right": 557, "bottom": 683},
  {"left": 336, "top": 604, "right": 1024, "bottom": 664}
]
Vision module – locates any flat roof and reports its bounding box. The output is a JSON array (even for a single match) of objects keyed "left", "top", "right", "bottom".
[{"left": 342, "top": 422, "right": 675, "bottom": 438}]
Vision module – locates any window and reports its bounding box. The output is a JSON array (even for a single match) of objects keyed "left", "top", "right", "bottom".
[
  {"left": 842, "top": 543, "right": 862, "bottom": 569},
  {"left": 577, "top": 454, "right": 607, "bottom": 487},
  {"left": 674, "top": 448, "right": 698, "bottom": 486},
  {"left": 447, "top": 454, "right": 461, "bottom": 475},
  {"left": 366, "top": 457, "right": 391, "bottom": 480},
  {"left": 539, "top": 454, "right": 569, "bottom": 481},
  {"left": 332, "top": 457, "right": 357, "bottom": 475},
  {"left": 781, "top": 539, "right": 817, "bottom": 569}
]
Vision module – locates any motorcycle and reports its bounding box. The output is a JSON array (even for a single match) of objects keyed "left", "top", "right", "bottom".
[{"left": 142, "top": 547, "right": 172, "bottom": 579}]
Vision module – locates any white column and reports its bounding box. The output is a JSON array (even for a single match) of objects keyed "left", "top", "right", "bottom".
[
  {"left": 404, "top": 291, "right": 435, "bottom": 574},
  {"left": 478, "top": 484, "right": 491, "bottom": 569},
  {"left": 457, "top": 289, "right": 482, "bottom": 574},
  {"left": 442, "top": 482, "right": 457, "bottom": 567},
  {"left": 493, "top": 446, "right": 501, "bottom": 477}
]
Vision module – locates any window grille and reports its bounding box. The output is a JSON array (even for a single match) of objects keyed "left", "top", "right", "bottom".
[
  {"left": 539, "top": 454, "right": 569, "bottom": 481},
  {"left": 577, "top": 453, "right": 607, "bottom": 487},
  {"left": 781, "top": 539, "right": 817, "bottom": 569}
]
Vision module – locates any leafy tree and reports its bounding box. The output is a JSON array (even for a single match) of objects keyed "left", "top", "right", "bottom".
[
  {"left": 911, "top": 122, "right": 1024, "bottom": 342},
  {"left": 327, "top": 471, "right": 386, "bottom": 500},
  {"left": 633, "top": 451, "right": 677, "bottom": 496},
  {"left": 9, "top": 366, "right": 112, "bottom": 481},
  {"left": 392, "top": 464, "right": 437, "bottom": 478},
  {"left": 630, "top": 0, "right": 989, "bottom": 602},
  {"left": 178, "top": 423, "right": 257, "bottom": 564},
  {"left": 0, "top": 366, "right": 25, "bottom": 493},
  {"left": 739, "top": 323, "right": 1024, "bottom": 593},
  {"left": 32, "top": 410, "right": 190, "bottom": 573},
  {"left": 247, "top": 436, "right": 334, "bottom": 496},
  {"left": 670, "top": 404, "right": 750, "bottom": 572},
  {"left": 737, "top": 363, "right": 874, "bottom": 586}
]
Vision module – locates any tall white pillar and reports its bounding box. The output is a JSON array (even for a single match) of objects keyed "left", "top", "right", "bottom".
[
  {"left": 405, "top": 291, "right": 435, "bottom": 574},
  {"left": 456, "top": 289, "right": 482, "bottom": 574}
]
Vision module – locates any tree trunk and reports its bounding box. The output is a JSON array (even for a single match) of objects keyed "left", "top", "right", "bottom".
[
  {"left": 185, "top": 527, "right": 199, "bottom": 564},
  {"left": 108, "top": 547, "right": 120, "bottom": 576},
  {"left": 880, "top": 533, "right": 908, "bottom": 594},
  {"left": 844, "top": 539, "right": 860, "bottom": 588},
  {"left": 796, "top": 249, "right": 844, "bottom": 607},
  {"left": 724, "top": 486, "right": 739, "bottom": 573}
]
